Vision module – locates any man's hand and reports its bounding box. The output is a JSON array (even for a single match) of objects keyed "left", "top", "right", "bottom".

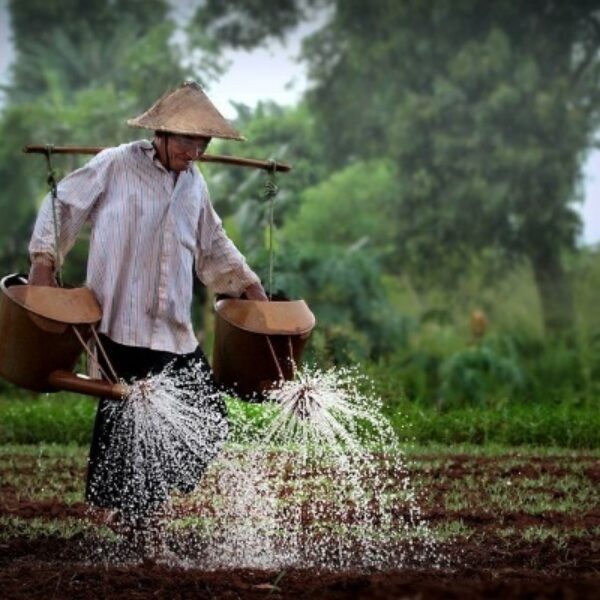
[
  {"left": 28, "top": 261, "right": 57, "bottom": 287},
  {"left": 243, "top": 282, "right": 269, "bottom": 301}
]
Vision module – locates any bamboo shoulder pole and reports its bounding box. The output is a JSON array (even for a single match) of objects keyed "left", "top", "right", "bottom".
[{"left": 23, "top": 144, "right": 292, "bottom": 173}]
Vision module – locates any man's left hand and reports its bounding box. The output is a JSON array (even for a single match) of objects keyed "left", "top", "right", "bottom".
[{"left": 243, "top": 282, "right": 269, "bottom": 301}]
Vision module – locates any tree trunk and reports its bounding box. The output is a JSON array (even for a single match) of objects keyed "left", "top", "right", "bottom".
[{"left": 529, "top": 250, "right": 574, "bottom": 334}]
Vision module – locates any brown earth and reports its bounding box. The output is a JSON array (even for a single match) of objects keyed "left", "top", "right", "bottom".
[
  {"left": 1, "top": 535, "right": 599, "bottom": 599},
  {"left": 1, "top": 451, "right": 599, "bottom": 599}
]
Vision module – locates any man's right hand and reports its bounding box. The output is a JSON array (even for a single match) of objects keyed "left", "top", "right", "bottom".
[{"left": 28, "top": 261, "right": 57, "bottom": 287}]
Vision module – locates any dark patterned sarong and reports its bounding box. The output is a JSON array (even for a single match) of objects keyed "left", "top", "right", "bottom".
[{"left": 86, "top": 334, "right": 228, "bottom": 516}]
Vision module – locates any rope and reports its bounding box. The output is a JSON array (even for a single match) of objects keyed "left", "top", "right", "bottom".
[
  {"left": 287, "top": 336, "right": 297, "bottom": 377},
  {"left": 266, "top": 336, "right": 284, "bottom": 380},
  {"left": 71, "top": 325, "right": 117, "bottom": 384},
  {"left": 261, "top": 162, "right": 297, "bottom": 384},
  {"left": 41, "top": 147, "right": 123, "bottom": 386},
  {"left": 43, "top": 145, "right": 63, "bottom": 287},
  {"left": 262, "top": 160, "right": 279, "bottom": 300},
  {"left": 89, "top": 326, "right": 120, "bottom": 383}
]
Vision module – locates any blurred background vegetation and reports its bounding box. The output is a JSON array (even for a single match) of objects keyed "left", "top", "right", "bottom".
[{"left": 1, "top": 0, "right": 600, "bottom": 446}]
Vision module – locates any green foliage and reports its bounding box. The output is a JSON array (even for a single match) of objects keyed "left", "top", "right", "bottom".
[
  {"left": 373, "top": 321, "right": 600, "bottom": 410},
  {"left": 203, "top": 101, "right": 329, "bottom": 255},
  {"left": 273, "top": 241, "right": 403, "bottom": 363},
  {"left": 0, "top": 394, "right": 96, "bottom": 445},
  {"left": 283, "top": 160, "right": 399, "bottom": 260},
  {"left": 224, "top": 396, "right": 278, "bottom": 443},
  {"left": 359, "top": 246, "right": 600, "bottom": 410},
  {"left": 0, "top": 0, "right": 213, "bottom": 280},
  {"left": 391, "top": 400, "right": 600, "bottom": 448},
  {"left": 439, "top": 340, "right": 525, "bottom": 407},
  {"left": 1, "top": 391, "right": 598, "bottom": 448},
  {"left": 199, "top": 0, "right": 600, "bottom": 333}
]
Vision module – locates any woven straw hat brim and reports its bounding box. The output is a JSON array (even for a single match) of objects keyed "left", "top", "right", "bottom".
[{"left": 127, "top": 82, "right": 245, "bottom": 141}]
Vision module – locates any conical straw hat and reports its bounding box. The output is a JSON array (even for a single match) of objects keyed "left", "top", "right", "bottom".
[{"left": 127, "top": 81, "right": 245, "bottom": 141}]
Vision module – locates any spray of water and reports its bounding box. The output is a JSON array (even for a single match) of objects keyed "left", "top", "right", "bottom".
[
  {"left": 189, "top": 365, "right": 440, "bottom": 570},
  {"left": 85, "top": 362, "right": 442, "bottom": 570},
  {"left": 85, "top": 361, "right": 227, "bottom": 560}
]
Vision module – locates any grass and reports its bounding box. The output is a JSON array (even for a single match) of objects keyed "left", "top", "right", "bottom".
[
  {"left": 0, "top": 515, "right": 115, "bottom": 541},
  {"left": 2, "top": 514, "right": 588, "bottom": 550},
  {"left": 483, "top": 482, "right": 596, "bottom": 514},
  {"left": 1, "top": 444, "right": 597, "bottom": 564},
  {"left": 402, "top": 442, "right": 600, "bottom": 457},
  {"left": 0, "top": 513, "right": 475, "bottom": 545},
  {"left": 429, "top": 520, "right": 475, "bottom": 541},
  {"left": 1, "top": 392, "right": 599, "bottom": 449},
  {"left": 392, "top": 401, "right": 600, "bottom": 448},
  {"left": 411, "top": 457, "right": 598, "bottom": 514},
  {"left": 0, "top": 393, "right": 96, "bottom": 445}
]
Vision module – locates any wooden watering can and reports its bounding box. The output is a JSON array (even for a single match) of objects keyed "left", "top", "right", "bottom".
[
  {"left": 212, "top": 297, "right": 316, "bottom": 399},
  {"left": 0, "top": 274, "right": 128, "bottom": 400}
]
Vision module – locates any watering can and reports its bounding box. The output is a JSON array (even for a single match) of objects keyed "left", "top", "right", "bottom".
[
  {"left": 0, "top": 274, "right": 128, "bottom": 400},
  {"left": 212, "top": 296, "right": 316, "bottom": 399}
]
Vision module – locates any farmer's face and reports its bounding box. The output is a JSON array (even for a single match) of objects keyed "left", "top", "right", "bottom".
[{"left": 164, "top": 134, "right": 211, "bottom": 172}]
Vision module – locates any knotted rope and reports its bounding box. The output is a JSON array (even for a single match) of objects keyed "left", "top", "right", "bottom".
[
  {"left": 262, "top": 160, "right": 279, "bottom": 300},
  {"left": 43, "top": 145, "right": 63, "bottom": 287}
]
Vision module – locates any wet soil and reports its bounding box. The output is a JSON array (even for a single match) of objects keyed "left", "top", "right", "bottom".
[
  {"left": 1, "top": 535, "right": 599, "bottom": 599},
  {"left": 1, "top": 450, "right": 599, "bottom": 599}
]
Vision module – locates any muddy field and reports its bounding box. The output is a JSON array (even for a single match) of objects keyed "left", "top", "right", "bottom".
[{"left": 1, "top": 445, "right": 599, "bottom": 599}]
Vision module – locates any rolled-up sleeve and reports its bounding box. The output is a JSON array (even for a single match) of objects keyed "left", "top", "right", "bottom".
[{"left": 194, "top": 183, "right": 260, "bottom": 297}]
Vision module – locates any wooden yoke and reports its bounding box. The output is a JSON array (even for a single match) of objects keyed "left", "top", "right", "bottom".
[{"left": 23, "top": 145, "right": 292, "bottom": 173}]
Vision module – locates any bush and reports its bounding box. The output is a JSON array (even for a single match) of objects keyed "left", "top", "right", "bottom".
[
  {"left": 390, "top": 401, "right": 600, "bottom": 448},
  {"left": 1, "top": 387, "right": 598, "bottom": 449}
]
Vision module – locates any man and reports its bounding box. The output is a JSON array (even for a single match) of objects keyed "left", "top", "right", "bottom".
[{"left": 28, "top": 81, "right": 267, "bottom": 552}]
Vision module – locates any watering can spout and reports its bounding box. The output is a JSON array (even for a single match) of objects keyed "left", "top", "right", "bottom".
[{"left": 47, "top": 370, "right": 129, "bottom": 401}]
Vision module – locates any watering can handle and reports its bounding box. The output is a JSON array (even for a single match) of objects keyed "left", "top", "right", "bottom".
[{"left": 47, "top": 370, "right": 129, "bottom": 401}]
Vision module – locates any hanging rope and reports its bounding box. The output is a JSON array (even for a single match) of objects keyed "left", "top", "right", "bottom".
[
  {"left": 71, "top": 325, "right": 117, "bottom": 385},
  {"left": 260, "top": 162, "right": 298, "bottom": 381},
  {"left": 41, "top": 147, "right": 122, "bottom": 382},
  {"left": 89, "top": 326, "right": 120, "bottom": 383},
  {"left": 266, "top": 336, "right": 284, "bottom": 380},
  {"left": 43, "top": 145, "right": 63, "bottom": 287},
  {"left": 262, "top": 160, "right": 279, "bottom": 300}
]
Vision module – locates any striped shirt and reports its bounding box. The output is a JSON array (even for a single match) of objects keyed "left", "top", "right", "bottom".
[{"left": 29, "top": 140, "right": 260, "bottom": 354}]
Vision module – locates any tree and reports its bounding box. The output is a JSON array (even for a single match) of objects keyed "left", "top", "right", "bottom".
[
  {"left": 195, "top": 0, "right": 600, "bottom": 333},
  {"left": 202, "top": 101, "right": 329, "bottom": 258},
  {"left": 190, "top": 0, "right": 318, "bottom": 50},
  {"left": 7, "top": 0, "right": 179, "bottom": 102},
  {"left": 0, "top": 0, "right": 219, "bottom": 278},
  {"left": 274, "top": 160, "right": 403, "bottom": 361},
  {"left": 282, "top": 159, "right": 398, "bottom": 259}
]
